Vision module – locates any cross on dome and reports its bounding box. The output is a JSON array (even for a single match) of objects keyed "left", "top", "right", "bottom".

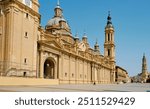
[{"left": 57, "top": 0, "right": 60, "bottom": 6}]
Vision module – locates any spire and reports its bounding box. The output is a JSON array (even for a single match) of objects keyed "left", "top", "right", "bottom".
[
  {"left": 106, "top": 11, "right": 114, "bottom": 28},
  {"left": 55, "top": 0, "right": 61, "bottom": 9},
  {"left": 143, "top": 53, "right": 146, "bottom": 63},
  {"left": 57, "top": 0, "right": 60, "bottom": 6},
  {"left": 108, "top": 11, "right": 110, "bottom": 16},
  {"left": 75, "top": 32, "right": 79, "bottom": 39},
  {"left": 107, "top": 11, "right": 112, "bottom": 25},
  {"left": 95, "top": 39, "right": 98, "bottom": 46},
  {"left": 142, "top": 53, "right": 147, "bottom": 74},
  {"left": 74, "top": 32, "right": 79, "bottom": 43},
  {"left": 143, "top": 53, "right": 145, "bottom": 57},
  {"left": 83, "top": 32, "right": 87, "bottom": 38}
]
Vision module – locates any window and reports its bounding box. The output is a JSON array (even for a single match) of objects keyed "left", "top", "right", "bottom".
[
  {"left": 108, "top": 34, "right": 110, "bottom": 41},
  {"left": 80, "top": 74, "right": 82, "bottom": 78},
  {"left": 65, "top": 73, "right": 67, "bottom": 77},
  {"left": 23, "top": 72, "right": 27, "bottom": 77},
  {"left": 24, "top": 58, "right": 27, "bottom": 64},
  {"left": 25, "top": 32, "right": 28, "bottom": 38},
  {"left": 108, "top": 49, "right": 110, "bottom": 56},
  {"left": 26, "top": 13, "right": 29, "bottom": 18},
  {"left": 72, "top": 73, "right": 74, "bottom": 77},
  {"left": 25, "top": 32, "right": 27, "bottom": 36}
]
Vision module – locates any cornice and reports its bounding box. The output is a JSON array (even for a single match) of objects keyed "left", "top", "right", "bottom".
[{"left": 1, "top": 0, "right": 40, "bottom": 19}]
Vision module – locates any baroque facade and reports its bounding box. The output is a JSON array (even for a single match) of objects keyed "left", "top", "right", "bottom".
[{"left": 0, "top": 0, "right": 118, "bottom": 84}]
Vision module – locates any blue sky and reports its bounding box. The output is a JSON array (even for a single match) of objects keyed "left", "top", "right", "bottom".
[{"left": 39, "top": 0, "right": 150, "bottom": 76}]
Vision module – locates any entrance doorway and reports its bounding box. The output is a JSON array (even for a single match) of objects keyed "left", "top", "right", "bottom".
[
  {"left": 44, "top": 59, "right": 55, "bottom": 79},
  {"left": 146, "top": 78, "right": 150, "bottom": 83}
]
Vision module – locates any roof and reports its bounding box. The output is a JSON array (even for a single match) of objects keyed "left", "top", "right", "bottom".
[
  {"left": 116, "top": 66, "right": 128, "bottom": 73},
  {"left": 46, "top": 17, "right": 66, "bottom": 26}
]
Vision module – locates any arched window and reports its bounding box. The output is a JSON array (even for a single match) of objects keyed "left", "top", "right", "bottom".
[
  {"left": 108, "top": 49, "right": 110, "bottom": 56},
  {"left": 108, "top": 34, "right": 110, "bottom": 41}
]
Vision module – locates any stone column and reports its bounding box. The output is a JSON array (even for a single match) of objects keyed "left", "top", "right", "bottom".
[
  {"left": 91, "top": 64, "right": 95, "bottom": 83},
  {"left": 39, "top": 51, "right": 44, "bottom": 78},
  {"left": 97, "top": 68, "right": 100, "bottom": 83},
  {"left": 102, "top": 67, "right": 104, "bottom": 83},
  {"left": 57, "top": 55, "right": 60, "bottom": 79},
  {"left": 110, "top": 69, "right": 115, "bottom": 83},
  {"left": 54, "top": 60, "right": 57, "bottom": 79},
  {"left": 69, "top": 56, "right": 71, "bottom": 84},
  {"left": 51, "top": 68, "right": 53, "bottom": 78}
]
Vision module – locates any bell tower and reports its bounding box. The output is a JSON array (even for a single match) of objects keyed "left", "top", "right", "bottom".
[
  {"left": 0, "top": 0, "right": 40, "bottom": 77},
  {"left": 141, "top": 54, "right": 148, "bottom": 82},
  {"left": 104, "top": 12, "right": 115, "bottom": 83},
  {"left": 104, "top": 12, "right": 115, "bottom": 61}
]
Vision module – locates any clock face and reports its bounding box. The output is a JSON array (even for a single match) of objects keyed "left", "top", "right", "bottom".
[{"left": 24, "top": 0, "right": 31, "bottom": 7}]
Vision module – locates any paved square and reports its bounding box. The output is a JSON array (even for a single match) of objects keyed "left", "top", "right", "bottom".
[{"left": 0, "top": 83, "right": 150, "bottom": 92}]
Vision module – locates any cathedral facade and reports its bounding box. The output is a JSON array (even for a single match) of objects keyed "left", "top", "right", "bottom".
[{"left": 0, "top": 0, "right": 116, "bottom": 84}]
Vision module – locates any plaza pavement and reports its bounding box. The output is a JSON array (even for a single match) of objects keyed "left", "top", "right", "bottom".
[{"left": 0, "top": 83, "right": 150, "bottom": 92}]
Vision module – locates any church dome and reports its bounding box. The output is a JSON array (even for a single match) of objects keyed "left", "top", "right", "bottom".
[
  {"left": 46, "top": 17, "right": 70, "bottom": 29},
  {"left": 45, "top": 0, "right": 72, "bottom": 36},
  {"left": 46, "top": 17, "right": 64, "bottom": 27}
]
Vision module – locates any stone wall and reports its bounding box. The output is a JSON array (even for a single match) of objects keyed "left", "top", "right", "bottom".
[{"left": 0, "top": 77, "right": 59, "bottom": 86}]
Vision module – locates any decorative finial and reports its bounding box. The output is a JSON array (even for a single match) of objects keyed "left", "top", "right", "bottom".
[
  {"left": 83, "top": 30, "right": 87, "bottom": 38},
  {"left": 107, "top": 11, "right": 111, "bottom": 20},
  {"left": 95, "top": 39, "right": 98, "bottom": 45},
  {"left": 106, "top": 10, "right": 113, "bottom": 27},
  {"left": 83, "top": 30, "right": 86, "bottom": 35},
  {"left": 57, "top": 0, "right": 60, "bottom": 6},
  {"left": 108, "top": 11, "right": 111, "bottom": 16},
  {"left": 94, "top": 38, "right": 100, "bottom": 53},
  {"left": 75, "top": 31, "right": 79, "bottom": 39},
  {"left": 143, "top": 53, "right": 146, "bottom": 59}
]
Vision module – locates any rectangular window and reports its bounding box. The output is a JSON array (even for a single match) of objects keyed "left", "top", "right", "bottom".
[
  {"left": 26, "top": 13, "right": 29, "bottom": 19},
  {"left": 108, "top": 34, "right": 110, "bottom": 41},
  {"left": 24, "top": 58, "right": 27, "bottom": 64},
  {"left": 72, "top": 73, "right": 74, "bottom": 77},
  {"left": 25, "top": 32, "right": 28, "bottom": 38},
  {"left": 108, "top": 49, "right": 110, "bottom": 56},
  {"left": 23, "top": 72, "right": 27, "bottom": 77},
  {"left": 80, "top": 74, "right": 82, "bottom": 78},
  {"left": 65, "top": 73, "right": 67, "bottom": 77}
]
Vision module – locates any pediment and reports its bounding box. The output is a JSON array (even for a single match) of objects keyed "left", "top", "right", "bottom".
[
  {"left": 43, "top": 40, "right": 62, "bottom": 49},
  {"left": 78, "top": 42, "right": 87, "bottom": 52}
]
